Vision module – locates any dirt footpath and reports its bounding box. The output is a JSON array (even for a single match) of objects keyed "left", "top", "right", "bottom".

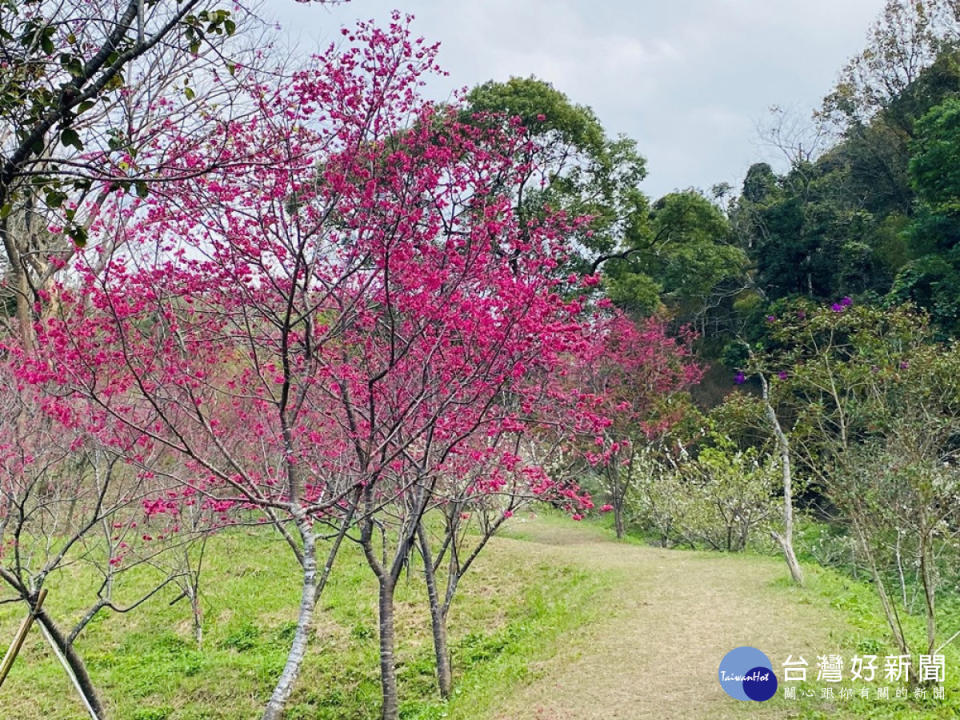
[{"left": 490, "top": 519, "right": 846, "bottom": 720}]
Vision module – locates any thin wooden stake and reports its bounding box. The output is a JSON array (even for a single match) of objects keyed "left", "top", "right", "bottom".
[{"left": 0, "top": 588, "right": 47, "bottom": 689}]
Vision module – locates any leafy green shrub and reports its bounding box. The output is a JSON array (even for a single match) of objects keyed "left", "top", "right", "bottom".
[{"left": 630, "top": 438, "right": 779, "bottom": 551}]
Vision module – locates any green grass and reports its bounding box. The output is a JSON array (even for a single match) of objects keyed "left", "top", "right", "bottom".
[
  {"left": 788, "top": 518, "right": 960, "bottom": 717},
  {"left": 10, "top": 509, "right": 960, "bottom": 719},
  {"left": 742, "top": 573, "right": 954, "bottom": 720},
  {"left": 776, "top": 564, "right": 960, "bottom": 719},
  {"left": 0, "top": 526, "right": 612, "bottom": 719},
  {"left": 608, "top": 510, "right": 960, "bottom": 719}
]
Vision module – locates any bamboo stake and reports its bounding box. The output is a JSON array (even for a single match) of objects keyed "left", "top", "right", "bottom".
[
  {"left": 35, "top": 616, "right": 100, "bottom": 719},
  {"left": 0, "top": 588, "right": 47, "bottom": 689}
]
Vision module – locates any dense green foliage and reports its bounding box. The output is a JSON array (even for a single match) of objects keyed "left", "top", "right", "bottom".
[
  {"left": 464, "top": 77, "right": 749, "bottom": 333},
  {"left": 729, "top": 42, "right": 960, "bottom": 337}
]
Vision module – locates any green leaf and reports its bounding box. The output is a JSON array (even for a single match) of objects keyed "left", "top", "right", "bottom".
[
  {"left": 184, "top": 86, "right": 196, "bottom": 101},
  {"left": 60, "top": 53, "right": 84, "bottom": 77},
  {"left": 104, "top": 71, "right": 125, "bottom": 92},
  {"left": 45, "top": 190, "right": 67, "bottom": 208},
  {"left": 61, "top": 127, "right": 83, "bottom": 151},
  {"left": 67, "top": 225, "right": 87, "bottom": 248},
  {"left": 185, "top": 26, "right": 202, "bottom": 54}
]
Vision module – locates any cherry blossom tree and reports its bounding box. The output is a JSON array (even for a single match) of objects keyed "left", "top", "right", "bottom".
[
  {"left": 564, "top": 312, "right": 703, "bottom": 538},
  {"left": 0, "top": 364, "right": 207, "bottom": 718},
  {"left": 10, "top": 16, "right": 626, "bottom": 719},
  {"left": 414, "top": 431, "right": 589, "bottom": 698},
  {"left": 404, "top": 308, "right": 701, "bottom": 697}
]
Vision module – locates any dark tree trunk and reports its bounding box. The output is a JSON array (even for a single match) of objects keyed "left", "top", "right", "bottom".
[
  {"left": 0, "top": 567, "right": 104, "bottom": 718},
  {"left": 429, "top": 604, "right": 452, "bottom": 699},
  {"left": 418, "top": 524, "right": 452, "bottom": 698},
  {"left": 35, "top": 610, "right": 105, "bottom": 718},
  {"left": 613, "top": 495, "right": 625, "bottom": 539},
  {"left": 377, "top": 578, "right": 399, "bottom": 720},
  {"left": 920, "top": 532, "right": 937, "bottom": 657}
]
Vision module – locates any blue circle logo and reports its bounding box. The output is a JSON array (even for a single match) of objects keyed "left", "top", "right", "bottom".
[{"left": 718, "top": 646, "right": 778, "bottom": 701}]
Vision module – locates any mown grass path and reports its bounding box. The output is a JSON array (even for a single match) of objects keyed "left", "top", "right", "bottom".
[{"left": 489, "top": 518, "right": 849, "bottom": 720}]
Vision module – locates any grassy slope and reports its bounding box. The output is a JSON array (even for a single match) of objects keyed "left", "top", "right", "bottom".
[
  {"left": 0, "top": 519, "right": 611, "bottom": 720},
  {"left": 3, "top": 513, "right": 958, "bottom": 719},
  {"left": 775, "top": 565, "right": 960, "bottom": 719}
]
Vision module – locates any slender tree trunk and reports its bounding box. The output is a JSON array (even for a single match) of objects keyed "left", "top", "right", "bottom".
[
  {"left": 360, "top": 484, "right": 431, "bottom": 720},
  {"left": 34, "top": 610, "right": 104, "bottom": 718},
  {"left": 609, "top": 462, "right": 626, "bottom": 540},
  {"left": 920, "top": 532, "right": 937, "bottom": 656},
  {"left": 189, "top": 587, "right": 203, "bottom": 647},
  {"left": 896, "top": 529, "right": 908, "bottom": 609},
  {"left": 0, "top": 568, "right": 103, "bottom": 717},
  {"left": 856, "top": 520, "right": 909, "bottom": 656},
  {"left": 761, "top": 374, "right": 803, "bottom": 585},
  {"left": 180, "top": 544, "right": 204, "bottom": 648},
  {"left": 418, "top": 524, "right": 452, "bottom": 698},
  {"left": 429, "top": 604, "right": 451, "bottom": 699},
  {"left": 262, "top": 520, "right": 317, "bottom": 720},
  {"left": 8, "top": 260, "right": 35, "bottom": 354},
  {"left": 359, "top": 516, "right": 405, "bottom": 720},
  {"left": 377, "top": 577, "right": 399, "bottom": 720},
  {"left": 0, "top": 217, "right": 36, "bottom": 354}
]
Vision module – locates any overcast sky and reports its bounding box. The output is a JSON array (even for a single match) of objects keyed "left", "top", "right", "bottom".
[{"left": 268, "top": 1, "right": 885, "bottom": 200}]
